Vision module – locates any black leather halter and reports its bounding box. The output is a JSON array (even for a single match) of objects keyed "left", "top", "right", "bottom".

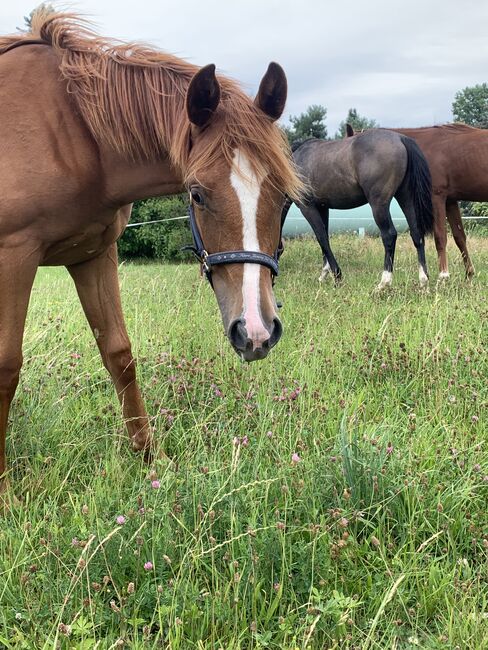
[{"left": 184, "top": 204, "right": 281, "bottom": 287}]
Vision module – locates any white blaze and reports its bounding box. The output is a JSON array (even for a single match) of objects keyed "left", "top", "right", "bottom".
[{"left": 230, "top": 149, "right": 269, "bottom": 349}]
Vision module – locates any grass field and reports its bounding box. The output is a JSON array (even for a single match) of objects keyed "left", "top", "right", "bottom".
[{"left": 1, "top": 234, "right": 487, "bottom": 649}]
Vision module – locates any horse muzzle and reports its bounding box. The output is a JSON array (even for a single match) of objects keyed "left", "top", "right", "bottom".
[{"left": 228, "top": 316, "right": 282, "bottom": 362}]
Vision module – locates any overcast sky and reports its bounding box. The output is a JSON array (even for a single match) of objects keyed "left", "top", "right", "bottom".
[{"left": 2, "top": 0, "right": 488, "bottom": 135}]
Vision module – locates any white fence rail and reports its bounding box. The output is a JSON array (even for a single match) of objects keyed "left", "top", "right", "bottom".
[{"left": 126, "top": 214, "right": 488, "bottom": 229}]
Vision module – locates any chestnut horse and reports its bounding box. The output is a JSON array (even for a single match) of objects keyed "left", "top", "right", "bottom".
[
  {"left": 0, "top": 11, "right": 302, "bottom": 496},
  {"left": 348, "top": 123, "right": 484, "bottom": 279},
  {"left": 393, "top": 125, "right": 481, "bottom": 279}
]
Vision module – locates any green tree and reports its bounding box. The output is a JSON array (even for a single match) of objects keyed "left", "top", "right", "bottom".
[
  {"left": 452, "top": 83, "right": 488, "bottom": 128},
  {"left": 23, "top": 4, "right": 55, "bottom": 29},
  {"left": 283, "top": 105, "right": 327, "bottom": 144},
  {"left": 453, "top": 85, "right": 488, "bottom": 219},
  {"left": 335, "top": 108, "right": 378, "bottom": 139}
]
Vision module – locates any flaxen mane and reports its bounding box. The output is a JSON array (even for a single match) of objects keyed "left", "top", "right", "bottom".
[{"left": 0, "top": 8, "right": 303, "bottom": 200}]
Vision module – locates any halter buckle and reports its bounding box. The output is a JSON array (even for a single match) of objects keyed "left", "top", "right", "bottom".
[{"left": 201, "top": 250, "right": 210, "bottom": 273}]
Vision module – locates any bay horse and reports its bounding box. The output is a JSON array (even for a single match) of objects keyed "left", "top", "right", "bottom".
[
  {"left": 348, "top": 123, "right": 485, "bottom": 279},
  {"left": 0, "top": 10, "right": 303, "bottom": 496},
  {"left": 281, "top": 130, "right": 434, "bottom": 289}
]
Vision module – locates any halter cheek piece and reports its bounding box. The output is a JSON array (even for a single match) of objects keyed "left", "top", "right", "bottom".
[{"left": 183, "top": 203, "right": 281, "bottom": 288}]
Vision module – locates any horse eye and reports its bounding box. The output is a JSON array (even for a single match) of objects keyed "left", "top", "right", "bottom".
[{"left": 191, "top": 189, "right": 204, "bottom": 206}]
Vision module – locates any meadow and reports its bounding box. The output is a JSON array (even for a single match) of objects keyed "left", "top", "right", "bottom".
[{"left": 0, "top": 234, "right": 487, "bottom": 649}]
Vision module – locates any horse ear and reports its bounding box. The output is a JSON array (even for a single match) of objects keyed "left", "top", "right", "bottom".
[
  {"left": 254, "top": 62, "right": 287, "bottom": 121},
  {"left": 186, "top": 64, "right": 221, "bottom": 128},
  {"left": 346, "top": 123, "right": 355, "bottom": 137}
]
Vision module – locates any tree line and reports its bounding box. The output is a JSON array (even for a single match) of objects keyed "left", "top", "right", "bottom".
[
  {"left": 282, "top": 106, "right": 378, "bottom": 142},
  {"left": 120, "top": 83, "right": 488, "bottom": 260},
  {"left": 282, "top": 83, "right": 488, "bottom": 143}
]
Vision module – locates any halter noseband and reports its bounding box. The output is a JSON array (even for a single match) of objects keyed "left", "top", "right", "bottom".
[{"left": 184, "top": 203, "right": 281, "bottom": 287}]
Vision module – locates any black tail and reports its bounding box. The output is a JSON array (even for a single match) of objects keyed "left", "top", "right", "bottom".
[
  {"left": 290, "top": 138, "right": 318, "bottom": 152},
  {"left": 291, "top": 139, "right": 306, "bottom": 152},
  {"left": 400, "top": 135, "right": 434, "bottom": 236}
]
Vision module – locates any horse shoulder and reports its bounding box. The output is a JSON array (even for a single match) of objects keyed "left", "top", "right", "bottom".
[{"left": 0, "top": 46, "right": 102, "bottom": 218}]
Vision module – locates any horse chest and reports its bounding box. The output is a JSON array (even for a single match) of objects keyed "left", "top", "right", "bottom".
[{"left": 40, "top": 214, "right": 128, "bottom": 266}]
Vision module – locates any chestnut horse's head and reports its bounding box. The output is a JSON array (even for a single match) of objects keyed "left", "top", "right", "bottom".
[{"left": 182, "top": 63, "right": 301, "bottom": 362}]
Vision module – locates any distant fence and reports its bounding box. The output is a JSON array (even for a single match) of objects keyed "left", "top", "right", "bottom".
[{"left": 126, "top": 204, "right": 488, "bottom": 237}]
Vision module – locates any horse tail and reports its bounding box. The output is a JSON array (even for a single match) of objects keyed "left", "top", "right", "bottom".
[
  {"left": 400, "top": 135, "right": 434, "bottom": 236},
  {"left": 291, "top": 140, "right": 305, "bottom": 152}
]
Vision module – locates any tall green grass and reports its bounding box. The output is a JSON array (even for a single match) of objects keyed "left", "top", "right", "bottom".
[{"left": 0, "top": 234, "right": 487, "bottom": 649}]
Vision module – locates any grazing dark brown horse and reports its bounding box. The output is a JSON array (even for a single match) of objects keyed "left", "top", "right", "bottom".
[
  {"left": 348, "top": 123, "right": 483, "bottom": 279},
  {"left": 281, "top": 130, "right": 434, "bottom": 289},
  {"left": 0, "top": 10, "right": 302, "bottom": 497}
]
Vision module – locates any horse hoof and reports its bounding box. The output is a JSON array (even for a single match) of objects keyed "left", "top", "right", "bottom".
[
  {"left": 466, "top": 267, "right": 475, "bottom": 279},
  {"left": 319, "top": 264, "right": 333, "bottom": 282},
  {"left": 143, "top": 445, "right": 175, "bottom": 468},
  {"left": 375, "top": 279, "right": 393, "bottom": 292},
  {"left": 438, "top": 272, "right": 450, "bottom": 281},
  {"left": 418, "top": 266, "right": 429, "bottom": 288},
  {"left": 375, "top": 271, "right": 393, "bottom": 292}
]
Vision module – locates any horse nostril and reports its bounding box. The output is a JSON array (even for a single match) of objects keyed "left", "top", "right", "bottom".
[
  {"left": 228, "top": 316, "right": 282, "bottom": 359},
  {"left": 228, "top": 318, "right": 250, "bottom": 351},
  {"left": 269, "top": 317, "right": 283, "bottom": 348}
]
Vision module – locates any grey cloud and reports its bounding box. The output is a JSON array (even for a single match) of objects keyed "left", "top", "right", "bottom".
[{"left": 1, "top": 0, "right": 487, "bottom": 133}]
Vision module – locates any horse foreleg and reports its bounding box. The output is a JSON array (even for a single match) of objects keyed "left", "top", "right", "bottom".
[
  {"left": 299, "top": 203, "right": 342, "bottom": 282},
  {"left": 446, "top": 201, "right": 475, "bottom": 278},
  {"left": 0, "top": 248, "right": 39, "bottom": 498},
  {"left": 67, "top": 245, "right": 157, "bottom": 461},
  {"left": 317, "top": 204, "right": 342, "bottom": 282},
  {"left": 432, "top": 195, "right": 449, "bottom": 278}
]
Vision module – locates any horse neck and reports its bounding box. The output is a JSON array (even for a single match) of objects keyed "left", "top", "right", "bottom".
[{"left": 99, "top": 147, "right": 185, "bottom": 205}]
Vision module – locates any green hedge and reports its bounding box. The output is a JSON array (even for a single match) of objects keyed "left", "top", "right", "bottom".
[
  {"left": 118, "top": 195, "right": 191, "bottom": 261},
  {"left": 460, "top": 201, "right": 488, "bottom": 233}
]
